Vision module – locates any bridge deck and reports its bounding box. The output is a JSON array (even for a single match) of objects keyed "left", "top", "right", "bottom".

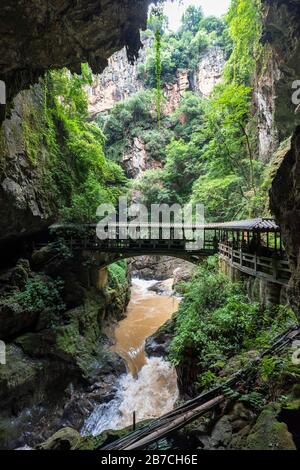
[{"left": 49, "top": 218, "right": 291, "bottom": 286}]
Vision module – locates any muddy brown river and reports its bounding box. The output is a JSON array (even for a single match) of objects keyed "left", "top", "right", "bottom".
[
  {"left": 82, "top": 279, "right": 180, "bottom": 436},
  {"left": 113, "top": 278, "right": 180, "bottom": 376}
]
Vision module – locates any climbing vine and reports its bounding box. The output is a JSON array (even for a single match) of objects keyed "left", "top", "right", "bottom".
[{"left": 149, "top": 6, "right": 165, "bottom": 129}]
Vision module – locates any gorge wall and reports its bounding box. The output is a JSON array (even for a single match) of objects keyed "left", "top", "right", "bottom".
[
  {"left": 88, "top": 42, "right": 225, "bottom": 116},
  {"left": 260, "top": 0, "right": 300, "bottom": 320},
  {"left": 87, "top": 42, "right": 225, "bottom": 178}
]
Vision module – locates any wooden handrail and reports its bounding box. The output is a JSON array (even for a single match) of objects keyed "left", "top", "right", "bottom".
[{"left": 218, "top": 243, "right": 291, "bottom": 286}]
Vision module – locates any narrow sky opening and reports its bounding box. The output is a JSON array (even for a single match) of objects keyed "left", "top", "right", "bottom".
[{"left": 163, "top": 0, "right": 231, "bottom": 31}]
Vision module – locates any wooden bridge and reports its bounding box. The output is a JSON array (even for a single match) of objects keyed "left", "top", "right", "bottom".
[{"left": 50, "top": 218, "right": 291, "bottom": 286}]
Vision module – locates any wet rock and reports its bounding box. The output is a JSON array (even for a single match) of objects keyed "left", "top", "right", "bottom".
[
  {"left": 145, "top": 318, "right": 176, "bottom": 358},
  {"left": 149, "top": 279, "right": 174, "bottom": 296},
  {"left": 131, "top": 256, "right": 195, "bottom": 282}
]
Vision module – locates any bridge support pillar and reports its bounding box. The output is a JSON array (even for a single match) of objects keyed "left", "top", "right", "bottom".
[
  {"left": 220, "top": 258, "right": 288, "bottom": 309},
  {"left": 90, "top": 267, "right": 108, "bottom": 290}
]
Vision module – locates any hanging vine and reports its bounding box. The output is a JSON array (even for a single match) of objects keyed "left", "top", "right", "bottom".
[
  {"left": 154, "top": 26, "right": 162, "bottom": 128},
  {"left": 149, "top": 6, "right": 164, "bottom": 129}
]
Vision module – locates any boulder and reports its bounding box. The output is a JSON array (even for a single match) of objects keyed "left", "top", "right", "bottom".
[
  {"left": 246, "top": 404, "right": 296, "bottom": 450},
  {"left": 36, "top": 427, "right": 81, "bottom": 450}
]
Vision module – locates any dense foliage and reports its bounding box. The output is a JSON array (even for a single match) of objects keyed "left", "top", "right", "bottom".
[
  {"left": 21, "top": 66, "right": 127, "bottom": 224},
  {"left": 112, "top": 0, "right": 266, "bottom": 221},
  {"left": 138, "top": 6, "right": 230, "bottom": 89},
  {"left": 170, "top": 257, "right": 297, "bottom": 390}
]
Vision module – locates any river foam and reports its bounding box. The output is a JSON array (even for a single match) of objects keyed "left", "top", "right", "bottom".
[{"left": 81, "top": 356, "right": 178, "bottom": 436}]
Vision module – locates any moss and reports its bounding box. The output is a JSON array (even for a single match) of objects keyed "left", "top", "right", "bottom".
[
  {"left": 282, "top": 399, "right": 300, "bottom": 412},
  {"left": 36, "top": 427, "right": 81, "bottom": 450},
  {"left": 246, "top": 404, "right": 296, "bottom": 450},
  {"left": 74, "top": 428, "right": 131, "bottom": 450},
  {"left": 0, "top": 345, "right": 43, "bottom": 402},
  {"left": 73, "top": 420, "right": 153, "bottom": 450}
]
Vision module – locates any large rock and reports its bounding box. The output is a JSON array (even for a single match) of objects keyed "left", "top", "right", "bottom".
[
  {"left": 264, "top": 0, "right": 300, "bottom": 320},
  {"left": 245, "top": 404, "right": 296, "bottom": 450},
  {"left": 36, "top": 427, "right": 81, "bottom": 450},
  {"left": 270, "top": 129, "right": 300, "bottom": 319},
  {"left": 145, "top": 317, "right": 176, "bottom": 358}
]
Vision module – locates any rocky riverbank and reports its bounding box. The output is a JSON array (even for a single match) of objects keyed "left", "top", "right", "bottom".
[{"left": 0, "top": 242, "right": 131, "bottom": 449}]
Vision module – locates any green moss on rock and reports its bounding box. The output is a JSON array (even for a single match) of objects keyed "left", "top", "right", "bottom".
[{"left": 246, "top": 404, "right": 296, "bottom": 450}]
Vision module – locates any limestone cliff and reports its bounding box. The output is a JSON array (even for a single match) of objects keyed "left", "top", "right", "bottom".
[
  {"left": 87, "top": 39, "right": 151, "bottom": 117},
  {"left": 88, "top": 44, "right": 225, "bottom": 117},
  {"left": 88, "top": 45, "right": 225, "bottom": 178},
  {"left": 261, "top": 0, "right": 300, "bottom": 320},
  {"left": 192, "top": 47, "right": 226, "bottom": 97}
]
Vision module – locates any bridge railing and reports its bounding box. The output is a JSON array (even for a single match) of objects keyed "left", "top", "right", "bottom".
[{"left": 219, "top": 243, "right": 291, "bottom": 286}]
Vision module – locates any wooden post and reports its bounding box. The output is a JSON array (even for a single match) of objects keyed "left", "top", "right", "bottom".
[{"left": 133, "top": 411, "right": 136, "bottom": 431}]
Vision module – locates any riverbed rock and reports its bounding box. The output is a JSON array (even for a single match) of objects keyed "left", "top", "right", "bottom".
[
  {"left": 130, "top": 256, "right": 195, "bottom": 282},
  {"left": 145, "top": 317, "right": 176, "bottom": 358}
]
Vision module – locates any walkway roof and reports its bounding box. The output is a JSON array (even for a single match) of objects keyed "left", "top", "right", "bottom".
[
  {"left": 51, "top": 218, "right": 280, "bottom": 232},
  {"left": 204, "top": 218, "right": 279, "bottom": 231}
]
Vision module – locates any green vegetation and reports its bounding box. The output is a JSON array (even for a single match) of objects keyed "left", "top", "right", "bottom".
[
  {"left": 1, "top": 274, "right": 65, "bottom": 328},
  {"left": 139, "top": 6, "right": 230, "bottom": 88},
  {"left": 99, "top": 0, "right": 268, "bottom": 221},
  {"left": 20, "top": 65, "right": 127, "bottom": 224},
  {"left": 169, "top": 257, "right": 297, "bottom": 392},
  {"left": 108, "top": 260, "right": 128, "bottom": 288},
  {"left": 100, "top": 1, "right": 264, "bottom": 222}
]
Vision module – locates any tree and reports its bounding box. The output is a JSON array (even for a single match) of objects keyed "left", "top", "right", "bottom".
[
  {"left": 199, "top": 16, "right": 225, "bottom": 35},
  {"left": 181, "top": 6, "right": 203, "bottom": 35},
  {"left": 225, "top": 0, "right": 262, "bottom": 84}
]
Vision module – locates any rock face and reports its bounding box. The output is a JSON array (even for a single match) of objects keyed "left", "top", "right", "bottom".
[
  {"left": 263, "top": 0, "right": 300, "bottom": 320},
  {"left": 87, "top": 39, "right": 151, "bottom": 117},
  {"left": 192, "top": 47, "right": 225, "bottom": 97},
  {"left": 122, "top": 137, "right": 161, "bottom": 178},
  {"left": 253, "top": 44, "right": 281, "bottom": 162},
  {"left": 0, "top": 0, "right": 155, "bottom": 105},
  {"left": 253, "top": 1, "right": 300, "bottom": 163},
  {"left": 87, "top": 45, "right": 225, "bottom": 118},
  {"left": 163, "top": 70, "right": 190, "bottom": 115},
  {"left": 270, "top": 129, "right": 300, "bottom": 318},
  {"left": 0, "top": 86, "right": 55, "bottom": 241},
  {"left": 0, "top": 245, "right": 130, "bottom": 449}
]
